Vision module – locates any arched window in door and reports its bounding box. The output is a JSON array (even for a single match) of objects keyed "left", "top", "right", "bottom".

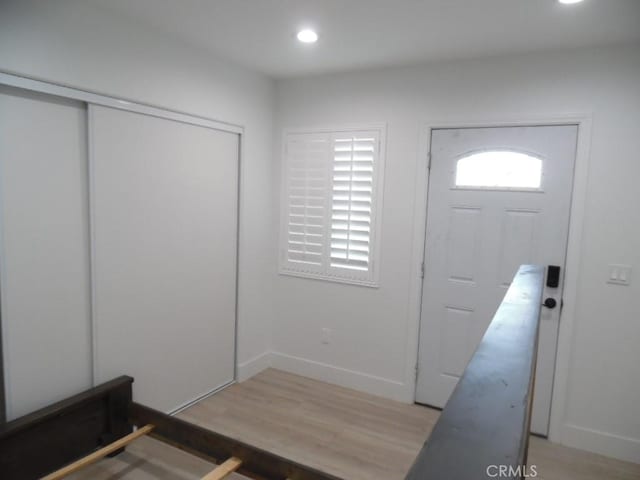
[{"left": 455, "top": 151, "right": 543, "bottom": 189}]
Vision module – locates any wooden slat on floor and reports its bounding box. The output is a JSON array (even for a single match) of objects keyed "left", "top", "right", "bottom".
[
  {"left": 201, "top": 457, "right": 242, "bottom": 480},
  {"left": 42, "top": 425, "right": 154, "bottom": 480},
  {"left": 64, "top": 436, "right": 227, "bottom": 480}
]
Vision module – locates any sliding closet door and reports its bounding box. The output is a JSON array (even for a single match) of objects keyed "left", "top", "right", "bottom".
[
  {"left": 90, "top": 105, "right": 238, "bottom": 412},
  {"left": 0, "top": 85, "right": 92, "bottom": 420}
]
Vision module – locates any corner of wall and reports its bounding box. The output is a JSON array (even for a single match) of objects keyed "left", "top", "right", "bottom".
[
  {"left": 237, "top": 351, "right": 272, "bottom": 382},
  {"left": 561, "top": 423, "right": 640, "bottom": 464}
]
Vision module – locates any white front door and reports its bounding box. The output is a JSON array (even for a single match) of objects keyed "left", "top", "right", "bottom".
[{"left": 415, "top": 125, "right": 577, "bottom": 436}]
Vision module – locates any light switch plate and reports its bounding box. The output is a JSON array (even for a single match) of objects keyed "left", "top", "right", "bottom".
[{"left": 607, "top": 264, "right": 632, "bottom": 286}]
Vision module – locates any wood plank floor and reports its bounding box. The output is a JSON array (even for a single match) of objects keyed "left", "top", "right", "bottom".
[
  {"left": 72, "top": 368, "right": 640, "bottom": 479},
  {"left": 180, "top": 368, "right": 436, "bottom": 480}
]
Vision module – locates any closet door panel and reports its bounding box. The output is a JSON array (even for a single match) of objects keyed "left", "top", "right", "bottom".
[
  {"left": 0, "top": 85, "right": 92, "bottom": 420},
  {"left": 90, "top": 105, "right": 238, "bottom": 412}
]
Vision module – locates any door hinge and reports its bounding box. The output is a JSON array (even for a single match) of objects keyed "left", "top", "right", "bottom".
[
  {"left": 420, "top": 262, "right": 425, "bottom": 278},
  {"left": 415, "top": 364, "right": 419, "bottom": 381},
  {"left": 427, "top": 152, "right": 432, "bottom": 171}
]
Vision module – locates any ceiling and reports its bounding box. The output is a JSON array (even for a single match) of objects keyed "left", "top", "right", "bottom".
[{"left": 98, "top": 0, "right": 640, "bottom": 78}]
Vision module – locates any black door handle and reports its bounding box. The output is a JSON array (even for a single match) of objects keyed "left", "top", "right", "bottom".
[{"left": 543, "top": 298, "right": 557, "bottom": 309}]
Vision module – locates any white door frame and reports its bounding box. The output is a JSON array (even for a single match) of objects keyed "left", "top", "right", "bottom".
[{"left": 406, "top": 114, "right": 592, "bottom": 443}]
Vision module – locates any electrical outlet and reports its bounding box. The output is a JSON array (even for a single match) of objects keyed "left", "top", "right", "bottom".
[
  {"left": 321, "top": 328, "right": 332, "bottom": 345},
  {"left": 607, "top": 264, "right": 632, "bottom": 286}
]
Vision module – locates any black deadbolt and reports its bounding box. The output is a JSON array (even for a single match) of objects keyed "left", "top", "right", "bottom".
[{"left": 543, "top": 298, "right": 557, "bottom": 309}]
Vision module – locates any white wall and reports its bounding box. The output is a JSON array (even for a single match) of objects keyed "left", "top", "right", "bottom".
[
  {"left": 0, "top": 0, "right": 275, "bottom": 385},
  {"left": 274, "top": 44, "right": 640, "bottom": 462}
]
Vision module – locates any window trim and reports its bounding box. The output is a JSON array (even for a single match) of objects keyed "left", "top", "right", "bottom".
[{"left": 279, "top": 123, "right": 387, "bottom": 288}]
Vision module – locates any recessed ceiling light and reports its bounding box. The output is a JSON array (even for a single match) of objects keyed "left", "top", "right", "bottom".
[
  {"left": 297, "top": 29, "right": 318, "bottom": 44},
  {"left": 558, "top": 0, "right": 584, "bottom": 4}
]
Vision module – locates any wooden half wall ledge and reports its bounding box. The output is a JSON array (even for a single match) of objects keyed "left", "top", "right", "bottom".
[{"left": 405, "top": 264, "right": 545, "bottom": 480}]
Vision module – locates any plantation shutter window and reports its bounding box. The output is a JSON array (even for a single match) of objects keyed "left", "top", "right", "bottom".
[{"left": 280, "top": 126, "right": 385, "bottom": 286}]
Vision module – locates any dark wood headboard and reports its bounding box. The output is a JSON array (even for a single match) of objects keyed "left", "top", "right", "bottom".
[{"left": 0, "top": 375, "right": 133, "bottom": 480}]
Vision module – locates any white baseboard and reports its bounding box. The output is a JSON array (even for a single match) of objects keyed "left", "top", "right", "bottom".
[
  {"left": 561, "top": 424, "right": 640, "bottom": 464},
  {"left": 237, "top": 351, "right": 272, "bottom": 382},
  {"left": 270, "top": 351, "right": 409, "bottom": 402}
]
